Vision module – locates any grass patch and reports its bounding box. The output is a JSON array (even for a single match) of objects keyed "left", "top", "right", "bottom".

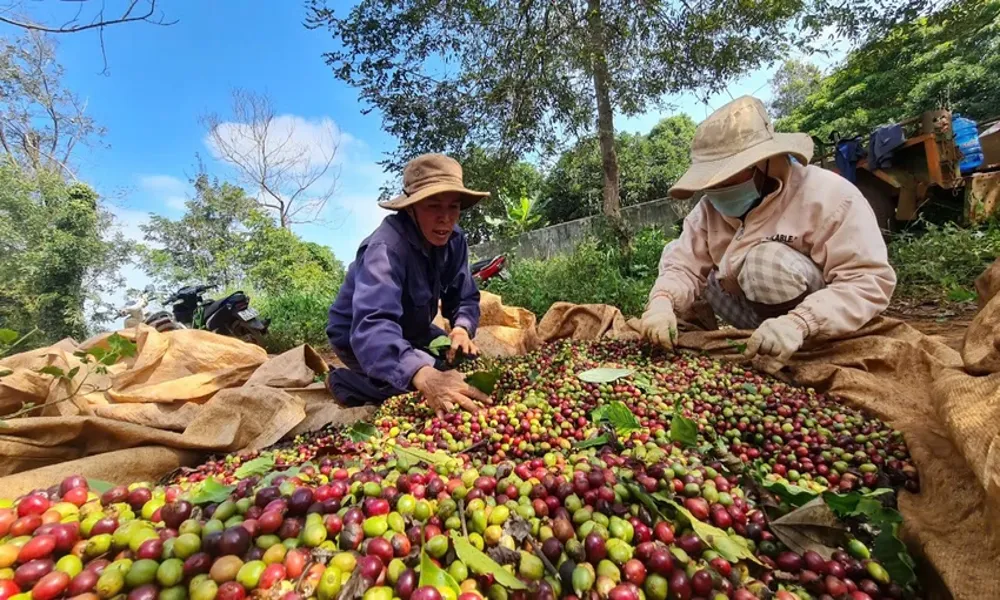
[
  {"left": 484, "top": 226, "right": 672, "bottom": 318},
  {"left": 888, "top": 221, "right": 1000, "bottom": 303}
]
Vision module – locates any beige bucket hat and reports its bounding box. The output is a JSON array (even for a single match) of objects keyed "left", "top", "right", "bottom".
[
  {"left": 379, "top": 153, "right": 489, "bottom": 211},
  {"left": 669, "top": 96, "right": 814, "bottom": 200}
]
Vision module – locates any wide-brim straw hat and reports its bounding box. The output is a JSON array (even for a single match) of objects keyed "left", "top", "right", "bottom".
[
  {"left": 669, "top": 96, "right": 814, "bottom": 200},
  {"left": 379, "top": 153, "right": 489, "bottom": 210}
]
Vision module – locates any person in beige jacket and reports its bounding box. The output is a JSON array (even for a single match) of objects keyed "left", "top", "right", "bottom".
[{"left": 642, "top": 96, "right": 896, "bottom": 362}]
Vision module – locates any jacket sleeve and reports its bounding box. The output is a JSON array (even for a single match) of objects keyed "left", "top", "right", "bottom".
[
  {"left": 349, "top": 242, "right": 436, "bottom": 391},
  {"left": 441, "top": 237, "right": 481, "bottom": 336},
  {"left": 789, "top": 193, "right": 897, "bottom": 339},
  {"left": 648, "top": 201, "right": 715, "bottom": 312}
]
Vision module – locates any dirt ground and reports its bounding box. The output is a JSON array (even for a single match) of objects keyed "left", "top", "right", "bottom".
[{"left": 886, "top": 299, "right": 977, "bottom": 352}]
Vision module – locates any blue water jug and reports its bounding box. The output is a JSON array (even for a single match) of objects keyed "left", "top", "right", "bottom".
[{"left": 953, "top": 114, "right": 984, "bottom": 174}]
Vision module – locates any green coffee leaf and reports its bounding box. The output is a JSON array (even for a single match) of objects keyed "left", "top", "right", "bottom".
[
  {"left": 259, "top": 465, "right": 303, "bottom": 488},
  {"left": 572, "top": 434, "right": 610, "bottom": 449},
  {"left": 759, "top": 478, "right": 818, "bottom": 508},
  {"left": 67, "top": 366, "right": 80, "bottom": 380},
  {"left": 0, "top": 329, "right": 18, "bottom": 345},
  {"left": 234, "top": 454, "right": 275, "bottom": 479},
  {"left": 665, "top": 498, "right": 762, "bottom": 565},
  {"left": 38, "top": 366, "right": 66, "bottom": 378},
  {"left": 419, "top": 547, "right": 461, "bottom": 595},
  {"left": 87, "top": 479, "right": 115, "bottom": 494},
  {"left": 453, "top": 535, "right": 528, "bottom": 590},
  {"left": 669, "top": 413, "right": 698, "bottom": 447},
  {"left": 741, "top": 383, "right": 758, "bottom": 395},
  {"left": 624, "top": 484, "right": 666, "bottom": 521},
  {"left": 592, "top": 401, "right": 641, "bottom": 435},
  {"left": 394, "top": 445, "right": 450, "bottom": 466},
  {"left": 577, "top": 367, "right": 633, "bottom": 383},
  {"left": 347, "top": 421, "right": 379, "bottom": 442},
  {"left": 0, "top": 369, "right": 12, "bottom": 378},
  {"left": 107, "top": 333, "right": 138, "bottom": 359},
  {"left": 186, "top": 477, "right": 236, "bottom": 504},
  {"left": 466, "top": 369, "right": 500, "bottom": 395},
  {"left": 872, "top": 524, "right": 917, "bottom": 588},
  {"left": 428, "top": 335, "right": 452, "bottom": 357},
  {"left": 727, "top": 339, "right": 748, "bottom": 354}
]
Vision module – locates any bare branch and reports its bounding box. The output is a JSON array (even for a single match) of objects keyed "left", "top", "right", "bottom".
[
  {"left": 0, "top": 0, "right": 176, "bottom": 34},
  {"left": 201, "top": 88, "right": 342, "bottom": 229}
]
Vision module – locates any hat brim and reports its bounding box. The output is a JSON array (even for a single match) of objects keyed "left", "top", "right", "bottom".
[
  {"left": 669, "top": 133, "right": 814, "bottom": 200},
  {"left": 378, "top": 183, "right": 490, "bottom": 211}
]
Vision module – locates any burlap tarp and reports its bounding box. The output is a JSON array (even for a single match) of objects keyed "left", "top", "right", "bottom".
[
  {"left": 2, "top": 275, "right": 1000, "bottom": 598},
  {"left": 0, "top": 327, "right": 374, "bottom": 494}
]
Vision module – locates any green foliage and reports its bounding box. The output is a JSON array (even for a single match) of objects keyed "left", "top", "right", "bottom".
[
  {"left": 252, "top": 290, "right": 335, "bottom": 354},
  {"left": 888, "top": 221, "right": 1000, "bottom": 301},
  {"left": 0, "top": 161, "right": 130, "bottom": 347},
  {"left": 778, "top": 0, "right": 1000, "bottom": 137},
  {"left": 455, "top": 147, "right": 545, "bottom": 245},
  {"left": 138, "top": 173, "right": 344, "bottom": 300},
  {"left": 768, "top": 59, "right": 822, "bottom": 120},
  {"left": 486, "top": 193, "right": 547, "bottom": 238},
  {"left": 543, "top": 116, "right": 696, "bottom": 224},
  {"left": 485, "top": 226, "right": 672, "bottom": 318}
]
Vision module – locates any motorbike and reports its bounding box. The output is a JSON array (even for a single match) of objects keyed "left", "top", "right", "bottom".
[
  {"left": 164, "top": 283, "right": 270, "bottom": 345},
  {"left": 471, "top": 255, "right": 508, "bottom": 284},
  {"left": 119, "top": 287, "right": 183, "bottom": 332}
]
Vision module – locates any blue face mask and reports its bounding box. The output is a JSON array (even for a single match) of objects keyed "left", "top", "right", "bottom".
[{"left": 703, "top": 177, "right": 760, "bottom": 217}]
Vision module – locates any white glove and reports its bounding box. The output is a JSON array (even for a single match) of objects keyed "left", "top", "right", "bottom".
[
  {"left": 746, "top": 315, "right": 807, "bottom": 363},
  {"left": 641, "top": 298, "right": 678, "bottom": 349}
]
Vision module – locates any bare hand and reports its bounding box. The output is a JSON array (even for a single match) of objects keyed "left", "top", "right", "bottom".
[
  {"left": 447, "top": 327, "right": 479, "bottom": 362},
  {"left": 411, "top": 366, "right": 488, "bottom": 418}
]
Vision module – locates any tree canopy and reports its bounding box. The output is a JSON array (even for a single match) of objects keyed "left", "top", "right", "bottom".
[
  {"left": 777, "top": 0, "right": 1000, "bottom": 138},
  {"left": 768, "top": 60, "right": 822, "bottom": 120},
  {"left": 543, "top": 115, "right": 696, "bottom": 224},
  {"left": 138, "top": 174, "right": 345, "bottom": 298},
  {"left": 307, "top": 0, "right": 949, "bottom": 227},
  {"left": 0, "top": 162, "right": 129, "bottom": 344}
]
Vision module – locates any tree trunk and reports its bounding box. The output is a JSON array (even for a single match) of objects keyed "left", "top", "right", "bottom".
[{"left": 586, "top": 0, "right": 621, "bottom": 223}]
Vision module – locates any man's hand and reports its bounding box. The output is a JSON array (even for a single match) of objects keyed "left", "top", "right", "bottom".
[
  {"left": 640, "top": 298, "right": 678, "bottom": 350},
  {"left": 745, "top": 315, "right": 807, "bottom": 364},
  {"left": 412, "top": 366, "right": 488, "bottom": 418},
  {"left": 447, "top": 327, "right": 479, "bottom": 362}
]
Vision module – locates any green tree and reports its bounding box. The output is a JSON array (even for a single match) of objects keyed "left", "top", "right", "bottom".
[
  {"left": 455, "top": 147, "right": 544, "bottom": 244},
  {"left": 0, "top": 31, "right": 104, "bottom": 178},
  {"left": 543, "top": 115, "right": 696, "bottom": 224},
  {"left": 138, "top": 174, "right": 344, "bottom": 296},
  {"left": 307, "top": 0, "right": 937, "bottom": 230},
  {"left": 778, "top": 0, "right": 1000, "bottom": 138},
  {"left": 768, "top": 59, "right": 822, "bottom": 119},
  {"left": 0, "top": 162, "right": 129, "bottom": 344}
]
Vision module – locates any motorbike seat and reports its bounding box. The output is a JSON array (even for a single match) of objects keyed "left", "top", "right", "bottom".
[{"left": 470, "top": 257, "right": 494, "bottom": 272}]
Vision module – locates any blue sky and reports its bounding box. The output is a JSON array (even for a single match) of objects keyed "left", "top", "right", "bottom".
[{"left": 1, "top": 1, "right": 845, "bottom": 308}]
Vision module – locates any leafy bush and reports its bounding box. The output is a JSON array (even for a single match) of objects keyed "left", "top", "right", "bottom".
[
  {"left": 485, "top": 227, "right": 672, "bottom": 318},
  {"left": 888, "top": 221, "right": 1000, "bottom": 301},
  {"left": 254, "top": 290, "right": 336, "bottom": 355}
]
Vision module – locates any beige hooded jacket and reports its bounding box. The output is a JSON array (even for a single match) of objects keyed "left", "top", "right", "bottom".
[{"left": 649, "top": 157, "right": 897, "bottom": 339}]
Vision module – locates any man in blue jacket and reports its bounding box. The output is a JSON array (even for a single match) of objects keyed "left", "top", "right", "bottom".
[{"left": 326, "top": 154, "right": 489, "bottom": 416}]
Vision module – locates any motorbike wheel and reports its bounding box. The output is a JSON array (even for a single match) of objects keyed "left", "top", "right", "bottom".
[{"left": 231, "top": 321, "right": 266, "bottom": 347}]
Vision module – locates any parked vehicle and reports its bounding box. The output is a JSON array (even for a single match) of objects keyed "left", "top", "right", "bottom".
[
  {"left": 164, "top": 283, "right": 270, "bottom": 345},
  {"left": 813, "top": 109, "right": 1000, "bottom": 232},
  {"left": 119, "top": 287, "right": 183, "bottom": 332},
  {"left": 471, "top": 255, "right": 508, "bottom": 284}
]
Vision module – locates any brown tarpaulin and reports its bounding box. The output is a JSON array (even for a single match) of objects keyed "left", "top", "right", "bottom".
[
  {"left": 2, "top": 279, "right": 1000, "bottom": 598},
  {"left": 0, "top": 328, "right": 374, "bottom": 495}
]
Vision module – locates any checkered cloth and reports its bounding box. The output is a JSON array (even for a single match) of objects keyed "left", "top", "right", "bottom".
[{"left": 705, "top": 242, "right": 825, "bottom": 329}]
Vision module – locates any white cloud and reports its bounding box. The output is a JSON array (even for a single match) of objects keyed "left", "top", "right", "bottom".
[
  {"left": 139, "top": 174, "right": 189, "bottom": 212},
  {"left": 205, "top": 114, "right": 356, "bottom": 176}
]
